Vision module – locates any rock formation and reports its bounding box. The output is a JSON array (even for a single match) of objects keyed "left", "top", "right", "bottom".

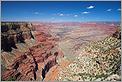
[{"left": 1, "top": 22, "right": 63, "bottom": 81}]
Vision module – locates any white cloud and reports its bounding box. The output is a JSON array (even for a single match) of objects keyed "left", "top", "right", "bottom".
[
  {"left": 34, "top": 12, "right": 39, "bottom": 14},
  {"left": 107, "top": 9, "right": 112, "bottom": 11},
  {"left": 82, "top": 11, "right": 90, "bottom": 14},
  {"left": 87, "top": 5, "right": 95, "bottom": 9},
  {"left": 59, "top": 13, "right": 64, "bottom": 16},
  {"left": 117, "top": 8, "right": 121, "bottom": 11},
  {"left": 74, "top": 15, "right": 78, "bottom": 17}
]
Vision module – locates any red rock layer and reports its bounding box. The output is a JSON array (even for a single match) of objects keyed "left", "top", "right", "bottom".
[{"left": 1, "top": 23, "right": 63, "bottom": 81}]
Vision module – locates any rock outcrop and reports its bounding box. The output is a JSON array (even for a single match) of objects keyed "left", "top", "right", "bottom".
[
  {"left": 1, "top": 22, "right": 63, "bottom": 81},
  {"left": 1, "top": 22, "right": 34, "bottom": 52}
]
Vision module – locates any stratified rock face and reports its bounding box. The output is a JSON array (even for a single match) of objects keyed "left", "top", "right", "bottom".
[
  {"left": 1, "top": 22, "right": 34, "bottom": 52},
  {"left": 1, "top": 22, "right": 63, "bottom": 81}
]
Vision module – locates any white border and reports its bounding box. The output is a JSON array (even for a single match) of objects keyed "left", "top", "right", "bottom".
[{"left": 0, "top": 0, "right": 121, "bottom": 82}]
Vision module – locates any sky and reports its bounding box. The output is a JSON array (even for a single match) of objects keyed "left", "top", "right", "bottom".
[{"left": 1, "top": 1, "right": 121, "bottom": 22}]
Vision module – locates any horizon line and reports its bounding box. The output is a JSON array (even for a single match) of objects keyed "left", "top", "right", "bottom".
[{"left": 1, "top": 20, "right": 120, "bottom": 23}]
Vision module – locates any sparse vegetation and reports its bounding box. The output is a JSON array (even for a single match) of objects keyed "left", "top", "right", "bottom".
[
  {"left": 58, "top": 26, "right": 121, "bottom": 81},
  {"left": 6, "top": 76, "right": 16, "bottom": 81}
]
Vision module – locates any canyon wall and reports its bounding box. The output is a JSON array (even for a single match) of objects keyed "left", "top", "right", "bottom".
[{"left": 1, "top": 22, "right": 63, "bottom": 81}]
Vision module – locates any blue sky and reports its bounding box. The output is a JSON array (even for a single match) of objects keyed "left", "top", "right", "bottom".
[{"left": 1, "top": 1, "right": 121, "bottom": 22}]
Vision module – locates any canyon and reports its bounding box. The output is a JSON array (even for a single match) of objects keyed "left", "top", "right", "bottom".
[{"left": 1, "top": 22, "right": 121, "bottom": 81}]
